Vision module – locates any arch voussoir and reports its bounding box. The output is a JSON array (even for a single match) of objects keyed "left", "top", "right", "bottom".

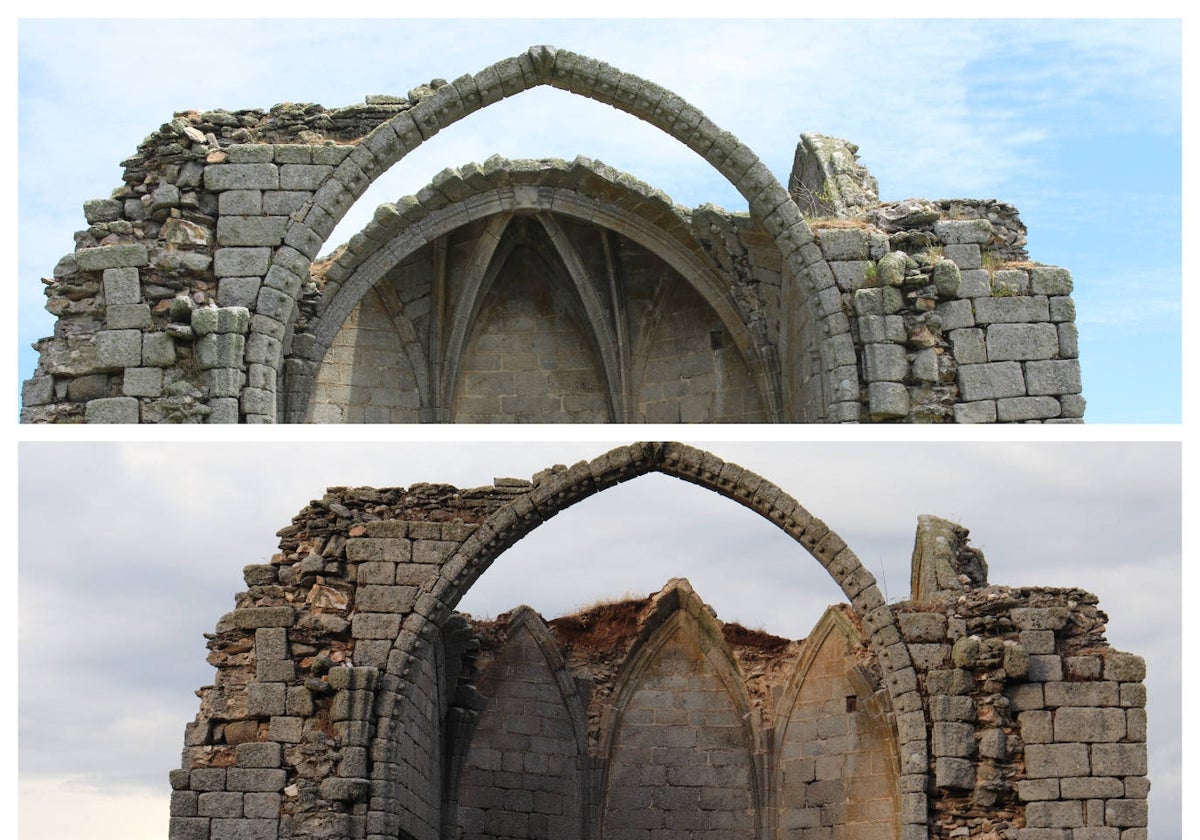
[
  {"left": 548, "top": 49, "right": 600, "bottom": 96},
  {"left": 358, "top": 120, "right": 408, "bottom": 168}
]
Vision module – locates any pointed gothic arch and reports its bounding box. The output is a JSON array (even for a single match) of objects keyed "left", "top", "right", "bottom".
[
  {"left": 445, "top": 606, "right": 589, "bottom": 840},
  {"left": 171, "top": 444, "right": 1145, "bottom": 840},
  {"left": 773, "top": 605, "right": 901, "bottom": 839},
  {"left": 597, "top": 581, "right": 763, "bottom": 836},
  {"left": 359, "top": 442, "right": 926, "bottom": 839},
  {"left": 259, "top": 46, "right": 843, "bottom": 423}
]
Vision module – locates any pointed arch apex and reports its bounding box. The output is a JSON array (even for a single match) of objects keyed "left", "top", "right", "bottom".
[{"left": 527, "top": 44, "right": 559, "bottom": 81}]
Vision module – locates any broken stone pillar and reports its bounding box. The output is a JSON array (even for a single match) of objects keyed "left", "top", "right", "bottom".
[
  {"left": 788, "top": 132, "right": 880, "bottom": 219},
  {"left": 910, "top": 514, "right": 989, "bottom": 603}
]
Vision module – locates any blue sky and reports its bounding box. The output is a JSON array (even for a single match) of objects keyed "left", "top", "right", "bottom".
[{"left": 15, "top": 18, "right": 1182, "bottom": 421}]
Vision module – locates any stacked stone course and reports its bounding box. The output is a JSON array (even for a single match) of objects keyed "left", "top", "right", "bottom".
[
  {"left": 23, "top": 47, "right": 1082, "bottom": 423},
  {"left": 170, "top": 444, "right": 1144, "bottom": 840}
]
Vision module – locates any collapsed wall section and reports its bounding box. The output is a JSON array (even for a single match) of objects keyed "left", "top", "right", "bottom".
[
  {"left": 899, "top": 516, "right": 1148, "bottom": 840},
  {"left": 794, "top": 136, "right": 1082, "bottom": 423}
]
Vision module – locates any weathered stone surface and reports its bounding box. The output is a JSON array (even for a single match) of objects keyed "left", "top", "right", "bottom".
[
  {"left": 1091, "top": 743, "right": 1147, "bottom": 776},
  {"left": 1024, "top": 743, "right": 1090, "bottom": 778},
  {"left": 898, "top": 612, "right": 947, "bottom": 643},
  {"left": 84, "top": 396, "right": 139, "bottom": 423},
  {"left": 944, "top": 244, "right": 981, "bottom": 269},
  {"left": 937, "top": 299, "right": 974, "bottom": 330},
  {"left": 935, "top": 757, "right": 976, "bottom": 789},
  {"left": 1104, "top": 652, "right": 1146, "bottom": 682},
  {"left": 998, "top": 396, "right": 1061, "bottom": 422},
  {"left": 864, "top": 343, "right": 908, "bottom": 382},
  {"left": 932, "top": 259, "right": 962, "bottom": 298},
  {"left": 205, "top": 164, "right": 279, "bottom": 191},
  {"left": 95, "top": 329, "right": 143, "bottom": 370},
  {"left": 76, "top": 243, "right": 149, "bottom": 271},
  {"left": 1003, "top": 644, "right": 1030, "bottom": 678},
  {"left": 1027, "top": 655, "right": 1063, "bottom": 682},
  {"left": 24, "top": 55, "right": 1085, "bottom": 428},
  {"left": 142, "top": 333, "right": 177, "bottom": 367},
  {"left": 953, "top": 400, "right": 997, "bottom": 424},
  {"left": 1053, "top": 707, "right": 1125, "bottom": 742},
  {"left": 932, "top": 721, "right": 976, "bottom": 756},
  {"left": 214, "top": 247, "right": 271, "bottom": 278},
  {"left": 217, "top": 216, "right": 288, "bottom": 247},
  {"left": 1031, "top": 266, "right": 1073, "bottom": 295},
  {"left": 868, "top": 381, "right": 909, "bottom": 419},
  {"left": 878, "top": 251, "right": 908, "bottom": 286},
  {"left": 230, "top": 607, "right": 295, "bottom": 629},
  {"left": 958, "top": 362, "right": 1025, "bottom": 401},
  {"left": 974, "top": 296, "right": 1049, "bottom": 324},
  {"left": 123, "top": 367, "right": 164, "bottom": 397},
  {"left": 1025, "top": 360, "right": 1082, "bottom": 395},
  {"left": 106, "top": 303, "right": 152, "bottom": 330},
  {"left": 103, "top": 267, "right": 141, "bottom": 304},
  {"left": 986, "top": 323, "right": 1060, "bottom": 361},
  {"left": 934, "top": 219, "right": 993, "bottom": 245}
]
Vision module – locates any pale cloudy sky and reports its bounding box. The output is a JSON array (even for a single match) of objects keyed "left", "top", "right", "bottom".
[
  {"left": 16, "top": 16, "right": 1182, "bottom": 420},
  {"left": 18, "top": 440, "right": 1181, "bottom": 840}
]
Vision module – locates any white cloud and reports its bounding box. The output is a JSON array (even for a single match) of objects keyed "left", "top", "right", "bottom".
[{"left": 19, "top": 777, "right": 168, "bottom": 840}]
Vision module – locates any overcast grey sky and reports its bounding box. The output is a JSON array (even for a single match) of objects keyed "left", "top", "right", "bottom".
[{"left": 18, "top": 440, "right": 1180, "bottom": 840}]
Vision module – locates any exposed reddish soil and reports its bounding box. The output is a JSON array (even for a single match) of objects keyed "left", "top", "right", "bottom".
[{"left": 547, "top": 597, "right": 651, "bottom": 654}]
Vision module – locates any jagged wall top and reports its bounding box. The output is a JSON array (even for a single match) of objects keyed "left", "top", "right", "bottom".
[{"left": 23, "top": 45, "right": 1080, "bottom": 425}]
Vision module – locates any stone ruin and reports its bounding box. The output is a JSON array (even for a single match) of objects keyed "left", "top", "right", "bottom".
[
  {"left": 23, "top": 46, "right": 1082, "bottom": 424},
  {"left": 170, "top": 443, "right": 1146, "bottom": 840}
]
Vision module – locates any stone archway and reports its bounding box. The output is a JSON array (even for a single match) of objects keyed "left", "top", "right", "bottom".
[
  {"left": 24, "top": 47, "right": 1089, "bottom": 425},
  {"left": 341, "top": 442, "right": 927, "bottom": 840},
  {"left": 249, "top": 46, "right": 845, "bottom": 423},
  {"left": 174, "top": 442, "right": 1148, "bottom": 840}
]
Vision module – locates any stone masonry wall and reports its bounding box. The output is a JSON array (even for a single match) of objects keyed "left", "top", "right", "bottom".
[
  {"left": 800, "top": 136, "right": 1081, "bottom": 424},
  {"left": 446, "top": 581, "right": 894, "bottom": 840},
  {"left": 599, "top": 603, "right": 758, "bottom": 837},
  {"left": 22, "top": 47, "right": 1083, "bottom": 424},
  {"left": 307, "top": 284, "right": 425, "bottom": 423},
  {"left": 776, "top": 607, "right": 900, "bottom": 840},
  {"left": 450, "top": 610, "right": 586, "bottom": 840},
  {"left": 168, "top": 444, "right": 1143, "bottom": 840},
  {"left": 899, "top": 516, "right": 1148, "bottom": 840}
]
